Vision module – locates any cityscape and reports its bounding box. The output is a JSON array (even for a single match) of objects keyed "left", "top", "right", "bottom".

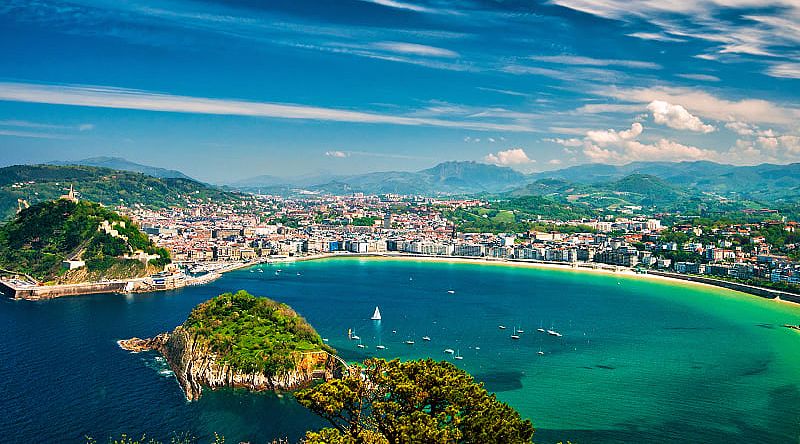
[{"left": 1, "top": 0, "right": 799, "bottom": 443}]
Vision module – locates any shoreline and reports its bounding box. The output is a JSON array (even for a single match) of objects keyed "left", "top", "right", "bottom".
[
  {"left": 261, "top": 252, "right": 800, "bottom": 307},
  {"left": 4, "top": 251, "right": 799, "bottom": 308}
]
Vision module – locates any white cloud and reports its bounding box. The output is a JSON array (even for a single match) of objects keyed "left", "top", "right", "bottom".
[
  {"left": 78, "top": 123, "right": 95, "bottom": 131},
  {"left": 647, "top": 100, "right": 715, "bottom": 133},
  {"left": 325, "top": 150, "right": 349, "bottom": 158},
  {"left": 586, "top": 122, "right": 643, "bottom": 145},
  {"left": 725, "top": 121, "right": 757, "bottom": 136},
  {"left": 530, "top": 55, "right": 660, "bottom": 70},
  {"left": 548, "top": 159, "right": 563, "bottom": 165},
  {"left": 596, "top": 85, "right": 800, "bottom": 126},
  {"left": 373, "top": 41, "right": 458, "bottom": 58},
  {"left": 551, "top": 0, "right": 800, "bottom": 59},
  {"left": 357, "top": 0, "right": 436, "bottom": 13},
  {"left": 676, "top": 73, "right": 721, "bottom": 82},
  {"left": 546, "top": 137, "right": 583, "bottom": 147},
  {"left": 484, "top": 148, "right": 534, "bottom": 165},
  {"left": 766, "top": 62, "right": 800, "bottom": 79},
  {"left": 573, "top": 103, "right": 644, "bottom": 114},
  {"left": 627, "top": 32, "right": 686, "bottom": 42},
  {"left": 0, "top": 129, "right": 72, "bottom": 139},
  {"left": 555, "top": 121, "right": 719, "bottom": 163},
  {"left": 0, "top": 81, "right": 538, "bottom": 133}
]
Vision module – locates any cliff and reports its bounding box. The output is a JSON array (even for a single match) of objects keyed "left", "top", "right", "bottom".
[{"left": 119, "top": 291, "right": 343, "bottom": 400}]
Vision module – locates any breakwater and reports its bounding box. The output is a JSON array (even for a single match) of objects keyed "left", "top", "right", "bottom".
[{"left": 0, "top": 279, "right": 130, "bottom": 300}]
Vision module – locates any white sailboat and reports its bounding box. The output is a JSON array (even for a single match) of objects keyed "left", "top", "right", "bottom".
[
  {"left": 371, "top": 306, "right": 382, "bottom": 321},
  {"left": 443, "top": 348, "right": 455, "bottom": 354},
  {"left": 510, "top": 326, "right": 521, "bottom": 340},
  {"left": 454, "top": 349, "right": 463, "bottom": 360}
]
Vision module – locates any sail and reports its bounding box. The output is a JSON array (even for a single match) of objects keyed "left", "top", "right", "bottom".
[{"left": 371, "top": 306, "right": 382, "bottom": 320}]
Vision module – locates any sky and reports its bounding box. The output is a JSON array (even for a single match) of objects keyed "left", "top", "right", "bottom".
[{"left": 0, "top": 0, "right": 798, "bottom": 183}]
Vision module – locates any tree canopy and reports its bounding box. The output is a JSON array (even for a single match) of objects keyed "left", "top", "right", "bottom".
[{"left": 296, "top": 358, "right": 534, "bottom": 444}]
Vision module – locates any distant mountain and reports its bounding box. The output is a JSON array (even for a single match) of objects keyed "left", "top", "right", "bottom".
[
  {"left": 50, "top": 156, "right": 194, "bottom": 180},
  {"left": 233, "top": 161, "right": 530, "bottom": 195},
  {"left": 0, "top": 165, "right": 240, "bottom": 219},
  {"left": 531, "top": 161, "right": 800, "bottom": 203}
]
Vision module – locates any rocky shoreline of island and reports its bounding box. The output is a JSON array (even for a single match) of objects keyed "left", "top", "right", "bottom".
[{"left": 118, "top": 291, "right": 346, "bottom": 401}]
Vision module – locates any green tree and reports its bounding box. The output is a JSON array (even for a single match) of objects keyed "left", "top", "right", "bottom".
[{"left": 297, "top": 358, "right": 534, "bottom": 444}]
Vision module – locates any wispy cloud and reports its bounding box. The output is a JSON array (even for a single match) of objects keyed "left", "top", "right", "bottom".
[
  {"left": 676, "top": 73, "right": 720, "bottom": 82},
  {"left": 0, "top": 82, "right": 537, "bottom": 132},
  {"left": 530, "top": 55, "right": 661, "bottom": 70},
  {"left": 325, "top": 150, "right": 349, "bottom": 158},
  {"left": 626, "top": 32, "right": 686, "bottom": 43},
  {"left": 358, "top": 0, "right": 437, "bottom": 14},
  {"left": 0, "top": 119, "right": 94, "bottom": 131},
  {"left": 372, "top": 41, "right": 458, "bottom": 58},
  {"left": 0, "top": 129, "right": 72, "bottom": 139}
]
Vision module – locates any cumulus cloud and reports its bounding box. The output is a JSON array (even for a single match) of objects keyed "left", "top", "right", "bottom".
[
  {"left": 647, "top": 100, "right": 715, "bottom": 133},
  {"left": 325, "top": 150, "right": 349, "bottom": 158},
  {"left": 484, "top": 148, "right": 534, "bottom": 165},
  {"left": 551, "top": 121, "right": 718, "bottom": 164}
]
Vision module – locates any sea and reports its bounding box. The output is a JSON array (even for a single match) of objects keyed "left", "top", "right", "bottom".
[{"left": 1, "top": 257, "right": 799, "bottom": 443}]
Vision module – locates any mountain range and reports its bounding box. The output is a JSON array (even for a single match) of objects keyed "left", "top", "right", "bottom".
[{"left": 50, "top": 156, "right": 194, "bottom": 180}]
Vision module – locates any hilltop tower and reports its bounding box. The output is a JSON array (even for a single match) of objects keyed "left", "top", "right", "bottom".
[{"left": 60, "top": 184, "right": 79, "bottom": 203}]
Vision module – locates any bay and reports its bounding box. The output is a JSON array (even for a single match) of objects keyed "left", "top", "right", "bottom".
[{"left": 1, "top": 257, "right": 799, "bottom": 443}]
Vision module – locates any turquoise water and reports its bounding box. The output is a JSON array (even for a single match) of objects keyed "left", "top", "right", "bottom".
[{"left": 1, "top": 257, "right": 799, "bottom": 443}]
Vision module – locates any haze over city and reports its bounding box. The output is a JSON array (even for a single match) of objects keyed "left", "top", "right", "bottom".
[{"left": 1, "top": 0, "right": 799, "bottom": 183}]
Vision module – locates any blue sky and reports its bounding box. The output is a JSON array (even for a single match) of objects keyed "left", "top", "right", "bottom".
[{"left": 0, "top": 0, "right": 798, "bottom": 183}]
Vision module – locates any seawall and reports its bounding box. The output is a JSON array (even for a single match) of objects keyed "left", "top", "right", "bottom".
[
  {"left": 5, "top": 281, "right": 130, "bottom": 300},
  {"left": 648, "top": 271, "right": 800, "bottom": 304}
]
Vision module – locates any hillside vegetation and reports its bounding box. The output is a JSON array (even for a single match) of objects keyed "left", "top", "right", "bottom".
[
  {"left": 184, "top": 290, "right": 334, "bottom": 376},
  {"left": 0, "top": 164, "right": 240, "bottom": 219},
  {"left": 0, "top": 199, "right": 169, "bottom": 282}
]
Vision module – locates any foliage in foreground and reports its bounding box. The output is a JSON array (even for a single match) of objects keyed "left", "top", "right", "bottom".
[
  {"left": 184, "top": 290, "right": 335, "bottom": 375},
  {"left": 296, "top": 358, "right": 534, "bottom": 444}
]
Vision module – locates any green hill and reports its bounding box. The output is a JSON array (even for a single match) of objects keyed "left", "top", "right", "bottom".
[
  {"left": 0, "top": 198, "right": 170, "bottom": 283},
  {"left": 184, "top": 290, "right": 334, "bottom": 375},
  {"left": 0, "top": 164, "right": 241, "bottom": 219}
]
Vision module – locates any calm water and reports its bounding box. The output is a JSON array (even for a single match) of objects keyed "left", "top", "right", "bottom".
[{"left": 2, "top": 257, "right": 800, "bottom": 443}]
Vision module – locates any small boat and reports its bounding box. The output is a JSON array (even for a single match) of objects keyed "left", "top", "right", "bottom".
[
  {"left": 447, "top": 290, "right": 455, "bottom": 294},
  {"left": 537, "top": 321, "right": 545, "bottom": 333},
  {"left": 357, "top": 342, "right": 366, "bottom": 349},
  {"left": 498, "top": 325, "right": 507, "bottom": 330},
  {"left": 249, "top": 270, "right": 254, "bottom": 273},
  {"left": 511, "top": 334, "right": 520, "bottom": 340},
  {"left": 297, "top": 272, "right": 301, "bottom": 276},
  {"left": 323, "top": 338, "right": 329, "bottom": 342},
  {"left": 376, "top": 345, "right": 386, "bottom": 350},
  {"left": 405, "top": 340, "right": 415, "bottom": 345},
  {"left": 454, "top": 350, "right": 463, "bottom": 360},
  {"left": 443, "top": 348, "right": 455, "bottom": 354},
  {"left": 371, "top": 306, "right": 382, "bottom": 321},
  {"left": 422, "top": 336, "right": 431, "bottom": 341},
  {"left": 258, "top": 269, "right": 264, "bottom": 273},
  {"left": 538, "top": 349, "right": 545, "bottom": 356},
  {"left": 275, "top": 271, "right": 280, "bottom": 276},
  {"left": 351, "top": 335, "right": 361, "bottom": 341},
  {"left": 517, "top": 329, "right": 525, "bottom": 333},
  {"left": 392, "top": 330, "right": 397, "bottom": 334}
]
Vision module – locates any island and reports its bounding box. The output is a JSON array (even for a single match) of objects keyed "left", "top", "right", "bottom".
[{"left": 119, "top": 290, "right": 344, "bottom": 400}]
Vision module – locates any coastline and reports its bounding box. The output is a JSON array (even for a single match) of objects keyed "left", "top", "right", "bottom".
[
  {"left": 4, "top": 251, "right": 799, "bottom": 308},
  {"left": 266, "top": 252, "right": 800, "bottom": 307}
]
